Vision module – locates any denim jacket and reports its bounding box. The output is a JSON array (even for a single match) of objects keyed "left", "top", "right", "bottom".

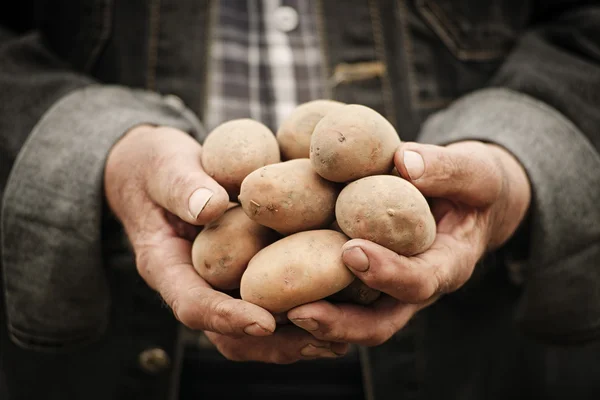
[{"left": 1, "top": 1, "right": 600, "bottom": 399}]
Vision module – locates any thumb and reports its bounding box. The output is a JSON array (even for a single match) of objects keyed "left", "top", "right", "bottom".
[
  {"left": 144, "top": 127, "right": 230, "bottom": 225},
  {"left": 394, "top": 141, "right": 502, "bottom": 207}
]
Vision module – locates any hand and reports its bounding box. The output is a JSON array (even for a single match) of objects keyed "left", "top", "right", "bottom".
[
  {"left": 105, "top": 124, "right": 346, "bottom": 363},
  {"left": 288, "top": 140, "right": 531, "bottom": 346},
  {"left": 205, "top": 326, "right": 349, "bottom": 364},
  {"left": 104, "top": 125, "right": 275, "bottom": 336}
]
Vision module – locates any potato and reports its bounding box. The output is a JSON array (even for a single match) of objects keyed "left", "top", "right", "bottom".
[
  {"left": 310, "top": 104, "right": 401, "bottom": 182},
  {"left": 192, "top": 205, "right": 278, "bottom": 290},
  {"left": 240, "top": 230, "right": 354, "bottom": 313},
  {"left": 238, "top": 159, "right": 341, "bottom": 235},
  {"left": 201, "top": 119, "right": 280, "bottom": 198},
  {"left": 335, "top": 175, "right": 436, "bottom": 256},
  {"left": 276, "top": 100, "right": 345, "bottom": 160},
  {"left": 328, "top": 279, "right": 381, "bottom": 305}
]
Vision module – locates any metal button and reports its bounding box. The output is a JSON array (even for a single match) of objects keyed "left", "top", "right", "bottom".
[
  {"left": 138, "top": 347, "right": 171, "bottom": 374},
  {"left": 273, "top": 6, "right": 299, "bottom": 32}
]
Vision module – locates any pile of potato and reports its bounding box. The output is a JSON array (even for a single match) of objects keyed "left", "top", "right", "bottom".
[{"left": 193, "top": 100, "right": 436, "bottom": 314}]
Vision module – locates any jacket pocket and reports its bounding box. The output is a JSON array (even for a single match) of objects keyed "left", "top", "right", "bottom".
[{"left": 415, "top": 0, "right": 527, "bottom": 61}]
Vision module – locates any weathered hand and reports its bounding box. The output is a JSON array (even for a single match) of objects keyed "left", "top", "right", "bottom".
[
  {"left": 105, "top": 124, "right": 346, "bottom": 363},
  {"left": 288, "top": 140, "right": 531, "bottom": 346},
  {"left": 104, "top": 125, "right": 275, "bottom": 337},
  {"left": 205, "top": 326, "right": 349, "bottom": 364}
]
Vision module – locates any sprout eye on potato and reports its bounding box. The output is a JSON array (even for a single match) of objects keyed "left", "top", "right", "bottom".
[
  {"left": 240, "top": 230, "right": 355, "bottom": 313},
  {"left": 310, "top": 104, "right": 401, "bottom": 182},
  {"left": 336, "top": 175, "right": 436, "bottom": 256},
  {"left": 201, "top": 119, "right": 281, "bottom": 199},
  {"left": 238, "top": 159, "right": 341, "bottom": 235},
  {"left": 276, "top": 100, "right": 345, "bottom": 160}
]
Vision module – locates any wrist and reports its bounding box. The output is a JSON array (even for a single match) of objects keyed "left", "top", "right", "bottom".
[{"left": 486, "top": 143, "right": 532, "bottom": 251}]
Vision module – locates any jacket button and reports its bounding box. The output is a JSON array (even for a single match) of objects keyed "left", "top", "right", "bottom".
[
  {"left": 138, "top": 347, "right": 171, "bottom": 374},
  {"left": 273, "top": 6, "right": 298, "bottom": 32}
]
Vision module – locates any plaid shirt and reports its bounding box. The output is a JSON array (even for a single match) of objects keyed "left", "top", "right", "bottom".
[{"left": 204, "top": 0, "right": 326, "bottom": 133}]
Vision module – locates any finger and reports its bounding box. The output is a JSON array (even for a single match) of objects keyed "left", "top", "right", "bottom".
[
  {"left": 288, "top": 297, "right": 419, "bottom": 347},
  {"left": 143, "top": 127, "right": 229, "bottom": 225},
  {"left": 394, "top": 141, "right": 502, "bottom": 207},
  {"left": 340, "top": 237, "right": 479, "bottom": 303},
  {"left": 134, "top": 209, "right": 276, "bottom": 336},
  {"left": 205, "top": 325, "right": 349, "bottom": 364}
]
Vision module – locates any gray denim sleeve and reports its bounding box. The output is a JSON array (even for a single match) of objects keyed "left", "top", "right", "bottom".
[
  {"left": 1, "top": 85, "right": 205, "bottom": 351},
  {"left": 418, "top": 88, "right": 600, "bottom": 343}
]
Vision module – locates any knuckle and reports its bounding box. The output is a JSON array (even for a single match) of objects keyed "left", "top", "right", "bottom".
[
  {"left": 404, "top": 276, "right": 436, "bottom": 303},
  {"left": 213, "top": 299, "right": 235, "bottom": 320},
  {"left": 172, "top": 297, "right": 199, "bottom": 330},
  {"left": 437, "top": 151, "right": 459, "bottom": 180},
  {"left": 167, "top": 172, "right": 190, "bottom": 206}
]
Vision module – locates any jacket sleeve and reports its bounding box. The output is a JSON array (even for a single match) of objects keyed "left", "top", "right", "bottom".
[
  {"left": 0, "top": 26, "right": 205, "bottom": 350},
  {"left": 417, "top": 4, "right": 600, "bottom": 344}
]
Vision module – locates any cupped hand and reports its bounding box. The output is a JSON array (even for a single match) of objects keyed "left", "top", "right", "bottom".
[
  {"left": 105, "top": 124, "right": 346, "bottom": 362},
  {"left": 288, "top": 140, "right": 531, "bottom": 346},
  {"left": 205, "top": 326, "right": 349, "bottom": 364},
  {"left": 104, "top": 125, "right": 276, "bottom": 336}
]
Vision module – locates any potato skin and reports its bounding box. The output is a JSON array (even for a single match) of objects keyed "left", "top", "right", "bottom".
[
  {"left": 201, "top": 119, "right": 280, "bottom": 198},
  {"left": 192, "top": 205, "right": 278, "bottom": 290},
  {"left": 238, "top": 159, "right": 341, "bottom": 235},
  {"left": 240, "top": 230, "right": 354, "bottom": 313},
  {"left": 328, "top": 279, "right": 381, "bottom": 305},
  {"left": 276, "top": 100, "right": 345, "bottom": 160},
  {"left": 336, "top": 175, "right": 436, "bottom": 256},
  {"left": 310, "top": 104, "right": 401, "bottom": 182}
]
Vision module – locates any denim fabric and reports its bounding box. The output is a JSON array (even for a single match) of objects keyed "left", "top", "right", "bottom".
[{"left": 1, "top": 1, "right": 599, "bottom": 399}]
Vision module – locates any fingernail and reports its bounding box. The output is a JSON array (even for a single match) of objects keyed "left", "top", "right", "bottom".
[
  {"left": 243, "top": 323, "right": 272, "bottom": 337},
  {"left": 189, "top": 188, "right": 214, "bottom": 219},
  {"left": 300, "top": 344, "right": 338, "bottom": 358},
  {"left": 404, "top": 151, "right": 425, "bottom": 180},
  {"left": 342, "top": 247, "right": 370, "bottom": 272},
  {"left": 290, "top": 318, "right": 319, "bottom": 332}
]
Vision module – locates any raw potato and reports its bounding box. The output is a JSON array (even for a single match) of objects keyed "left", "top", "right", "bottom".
[
  {"left": 202, "top": 119, "right": 280, "bottom": 198},
  {"left": 329, "top": 279, "right": 381, "bottom": 305},
  {"left": 336, "top": 175, "right": 436, "bottom": 256},
  {"left": 310, "top": 104, "right": 401, "bottom": 182},
  {"left": 240, "top": 230, "right": 354, "bottom": 313},
  {"left": 192, "top": 205, "right": 278, "bottom": 290},
  {"left": 238, "top": 159, "right": 341, "bottom": 235},
  {"left": 277, "top": 100, "right": 345, "bottom": 160}
]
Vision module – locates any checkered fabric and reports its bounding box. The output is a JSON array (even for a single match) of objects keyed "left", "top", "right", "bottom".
[{"left": 204, "top": 0, "right": 326, "bottom": 133}]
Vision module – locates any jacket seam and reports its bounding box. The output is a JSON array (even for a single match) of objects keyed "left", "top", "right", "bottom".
[
  {"left": 84, "top": 0, "right": 113, "bottom": 72},
  {"left": 368, "top": 0, "right": 397, "bottom": 127},
  {"left": 415, "top": 0, "right": 505, "bottom": 61}
]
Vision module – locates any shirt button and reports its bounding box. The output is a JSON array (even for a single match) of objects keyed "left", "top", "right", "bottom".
[
  {"left": 138, "top": 347, "right": 171, "bottom": 374},
  {"left": 273, "top": 6, "right": 299, "bottom": 32}
]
